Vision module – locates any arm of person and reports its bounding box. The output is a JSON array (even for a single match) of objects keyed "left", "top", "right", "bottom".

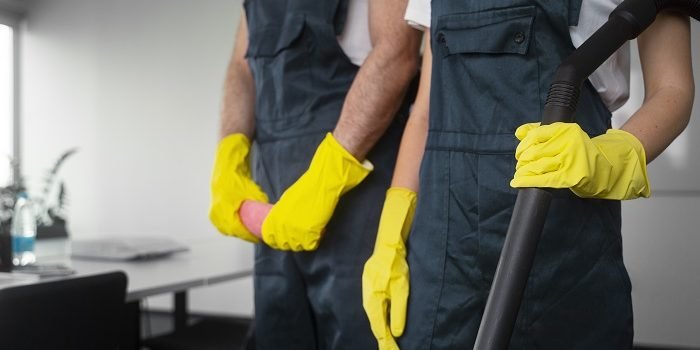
[
  {"left": 362, "top": 33, "right": 431, "bottom": 350},
  {"left": 260, "top": 1, "right": 423, "bottom": 251},
  {"left": 390, "top": 33, "right": 432, "bottom": 191},
  {"left": 620, "top": 11, "right": 694, "bottom": 162},
  {"left": 220, "top": 13, "right": 256, "bottom": 139},
  {"left": 333, "top": 0, "right": 423, "bottom": 160},
  {"left": 511, "top": 12, "right": 694, "bottom": 200},
  {"left": 210, "top": 13, "right": 269, "bottom": 242}
]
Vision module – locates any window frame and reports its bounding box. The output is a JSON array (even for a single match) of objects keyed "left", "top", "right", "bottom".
[{"left": 0, "top": 8, "right": 21, "bottom": 184}]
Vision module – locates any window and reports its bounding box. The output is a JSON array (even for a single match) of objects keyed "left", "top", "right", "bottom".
[{"left": 0, "top": 24, "right": 12, "bottom": 186}]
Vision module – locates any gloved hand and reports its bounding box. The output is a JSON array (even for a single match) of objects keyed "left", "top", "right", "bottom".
[
  {"left": 511, "top": 122, "right": 651, "bottom": 200},
  {"left": 362, "top": 188, "right": 416, "bottom": 350},
  {"left": 262, "top": 133, "right": 373, "bottom": 251},
  {"left": 209, "top": 134, "right": 269, "bottom": 242}
]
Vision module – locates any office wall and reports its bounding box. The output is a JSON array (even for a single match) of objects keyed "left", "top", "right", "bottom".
[
  {"left": 20, "top": 0, "right": 254, "bottom": 316},
  {"left": 17, "top": 0, "right": 700, "bottom": 346}
]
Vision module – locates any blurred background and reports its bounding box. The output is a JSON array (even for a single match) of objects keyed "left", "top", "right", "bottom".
[
  {"left": 0, "top": 0, "right": 254, "bottom": 330},
  {"left": 0, "top": 0, "right": 698, "bottom": 348}
]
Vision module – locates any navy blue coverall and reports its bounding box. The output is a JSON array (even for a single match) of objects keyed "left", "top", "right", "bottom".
[
  {"left": 243, "top": 0, "right": 409, "bottom": 348},
  {"left": 399, "top": 1, "right": 634, "bottom": 349}
]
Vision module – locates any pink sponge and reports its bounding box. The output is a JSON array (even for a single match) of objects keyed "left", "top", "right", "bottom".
[{"left": 239, "top": 200, "right": 273, "bottom": 239}]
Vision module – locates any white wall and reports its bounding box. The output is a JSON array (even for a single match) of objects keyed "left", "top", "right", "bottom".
[
  {"left": 17, "top": 0, "right": 700, "bottom": 346},
  {"left": 20, "top": 0, "right": 254, "bottom": 316}
]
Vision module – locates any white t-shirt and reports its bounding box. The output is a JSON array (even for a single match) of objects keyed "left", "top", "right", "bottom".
[
  {"left": 337, "top": 0, "right": 372, "bottom": 67},
  {"left": 404, "top": 0, "right": 631, "bottom": 112}
]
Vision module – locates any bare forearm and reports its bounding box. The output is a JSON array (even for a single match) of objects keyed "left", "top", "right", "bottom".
[
  {"left": 620, "top": 12, "right": 694, "bottom": 162},
  {"left": 391, "top": 104, "right": 428, "bottom": 191},
  {"left": 333, "top": 0, "right": 422, "bottom": 160},
  {"left": 391, "top": 35, "right": 432, "bottom": 192},
  {"left": 220, "top": 14, "right": 256, "bottom": 140},
  {"left": 621, "top": 85, "right": 693, "bottom": 161}
]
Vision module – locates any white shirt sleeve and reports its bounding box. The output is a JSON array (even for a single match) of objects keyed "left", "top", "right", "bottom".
[
  {"left": 570, "top": 0, "right": 631, "bottom": 112},
  {"left": 404, "top": 0, "right": 431, "bottom": 30}
]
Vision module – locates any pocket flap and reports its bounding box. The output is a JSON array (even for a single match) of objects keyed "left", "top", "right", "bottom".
[
  {"left": 247, "top": 14, "right": 305, "bottom": 57},
  {"left": 436, "top": 6, "right": 536, "bottom": 56}
]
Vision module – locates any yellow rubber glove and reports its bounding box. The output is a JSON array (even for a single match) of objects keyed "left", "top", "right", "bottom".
[
  {"left": 362, "top": 188, "right": 416, "bottom": 350},
  {"left": 209, "top": 134, "right": 269, "bottom": 243},
  {"left": 511, "top": 122, "right": 651, "bottom": 200},
  {"left": 262, "top": 133, "right": 373, "bottom": 251}
]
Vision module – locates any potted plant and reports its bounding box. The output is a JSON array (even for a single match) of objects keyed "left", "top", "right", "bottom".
[{"left": 0, "top": 149, "right": 78, "bottom": 239}]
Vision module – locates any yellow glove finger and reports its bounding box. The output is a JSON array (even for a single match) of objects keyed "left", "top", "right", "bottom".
[
  {"left": 516, "top": 154, "right": 565, "bottom": 176},
  {"left": 511, "top": 171, "right": 569, "bottom": 189},
  {"left": 262, "top": 216, "right": 319, "bottom": 251},
  {"left": 299, "top": 231, "right": 321, "bottom": 251},
  {"left": 362, "top": 279, "right": 391, "bottom": 344},
  {"left": 527, "top": 122, "right": 574, "bottom": 143},
  {"left": 365, "top": 294, "right": 400, "bottom": 350},
  {"left": 515, "top": 139, "right": 567, "bottom": 165},
  {"left": 389, "top": 266, "right": 409, "bottom": 337},
  {"left": 378, "top": 337, "right": 401, "bottom": 350},
  {"left": 515, "top": 127, "right": 549, "bottom": 161},
  {"left": 514, "top": 122, "right": 541, "bottom": 141},
  {"left": 515, "top": 122, "right": 573, "bottom": 160},
  {"left": 261, "top": 226, "right": 282, "bottom": 250},
  {"left": 273, "top": 235, "right": 294, "bottom": 251},
  {"left": 511, "top": 158, "right": 577, "bottom": 189}
]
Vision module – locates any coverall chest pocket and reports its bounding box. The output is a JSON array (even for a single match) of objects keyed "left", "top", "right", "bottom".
[
  {"left": 434, "top": 5, "right": 540, "bottom": 137},
  {"left": 246, "top": 14, "right": 313, "bottom": 121}
]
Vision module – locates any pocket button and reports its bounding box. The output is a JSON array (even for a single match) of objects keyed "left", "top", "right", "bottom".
[
  {"left": 514, "top": 31, "right": 525, "bottom": 44},
  {"left": 437, "top": 32, "right": 446, "bottom": 43}
]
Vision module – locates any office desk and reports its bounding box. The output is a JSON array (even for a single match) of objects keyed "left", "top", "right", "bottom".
[
  {"left": 34, "top": 236, "right": 254, "bottom": 301},
  {"left": 31, "top": 235, "right": 254, "bottom": 349}
]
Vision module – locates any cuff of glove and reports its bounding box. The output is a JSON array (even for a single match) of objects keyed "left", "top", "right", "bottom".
[
  {"left": 214, "top": 133, "right": 257, "bottom": 179},
  {"left": 218, "top": 133, "right": 251, "bottom": 159},
  {"left": 375, "top": 187, "right": 417, "bottom": 247},
  {"left": 325, "top": 132, "right": 373, "bottom": 169},
  {"left": 214, "top": 133, "right": 268, "bottom": 201},
  {"left": 587, "top": 129, "right": 651, "bottom": 199},
  {"left": 318, "top": 133, "right": 373, "bottom": 193}
]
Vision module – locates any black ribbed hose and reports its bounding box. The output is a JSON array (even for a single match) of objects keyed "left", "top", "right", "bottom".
[{"left": 472, "top": 1, "right": 699, "bottom": 349}]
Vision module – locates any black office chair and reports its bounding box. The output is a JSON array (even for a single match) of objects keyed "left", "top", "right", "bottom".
[
  {"left": 142, "top": 315, "right": 255, "bottom": 350},
  {"left": 0, "top": 271, "right": 128, "bottom": 350}
]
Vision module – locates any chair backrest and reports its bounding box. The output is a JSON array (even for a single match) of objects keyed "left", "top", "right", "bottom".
[{"left": 0, "top": 271, "right": 127, "bottom": 350}]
